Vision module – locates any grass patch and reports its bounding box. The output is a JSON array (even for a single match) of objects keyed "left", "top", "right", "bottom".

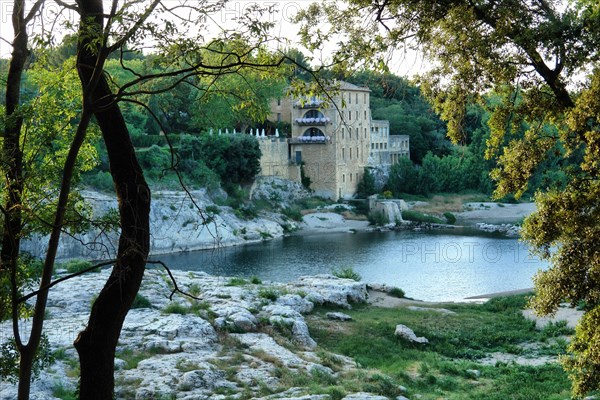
[
  {"left": 307, "top": 295, "right": 571, "bottom": 400},
  {"left": 226, "top": 277, "right": 249, "bottom": 286},
  {"left": 131, "top": 293, "right": 152, "bottom": 309},
  {"left": 401, "top": 210, "right": 444, "bottom": 224},
  {"left": 332, "top": 267, "right": 361, "bottom": 281},
  {"left": 162, "top": 302, "right": 190, "bottom": 314},
  {"left": 388, "top": 287, "right": 405, "bottom": 298},
  {"left": 258, "top": 288, "right": 280, "bottom": 301}
]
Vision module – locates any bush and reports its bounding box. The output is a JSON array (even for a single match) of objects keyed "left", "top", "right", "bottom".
[
  {"left": 163, "top": 302, "right": 189, "bottom": 314},
  {"left": 60, "top": 259, "right": 97, "bottom": 274},
  {"left": 282, "top": 207, "right": 303, "bottom": 221},
  {"left": 368, "top": 211, "right": 389, "bottom": 226},
  {"left": 332, "top": 267, "right": 361, "bottom": 281},
  {"left": 388, "top": 287, "right": 405, "bottom": 298},
  {"left": 258, "top": 288, "right": 279, "bottom": 301},
  {"left": 444, "top": 212, "right": 456, "bottom": 224},
  {"left": 131, "top": 294, "right": 152, "bottom": 309},
  {"left": 401, "top": 210, "right": 443, "bottom": 224}
]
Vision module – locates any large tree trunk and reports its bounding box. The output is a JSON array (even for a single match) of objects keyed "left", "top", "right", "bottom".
[
  {"left": 73, "top": 0, "right": 151, "bottom": 398},
  {"left": 2, "top": 0, "right": 27, "bottom": 309}
]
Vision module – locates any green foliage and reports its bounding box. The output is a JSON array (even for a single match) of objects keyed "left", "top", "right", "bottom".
[
  {"left": 368, "top": 211, "right": 388, "bottom": 226},
  {"left": 162, "top": 302, "right": 190, "bottom": 315},
  {"left": 388, "top": 287, "right": 405, "bottom": 298},
  {"left": 52, "top": 382, "right": 78, "bottom": 400},
  {"left": 250, "top": 276, "right": 262, "bottom": 284},
  {"left": 178, "top": 134, "right": 262, "bottom": 190},
  {"left": 332, "top": 267, "right": 361, "bottom": 281},
  {"left": 225, "top": 278, "right": 248, "bottom": 287},
  {"left": 282, "top": 207, "right": 303, "bottom": 222},
  {"left": 58, "top": 259, "right": 98, "bottom": 274},
  {"left": 258, "top": 288, "right": 279, "bottom": 301},
  {"left": 0, "top": 335, "right": 54, "bottom": 384},
  {"left": 131, "top": 294, "right": 152, "bottom": 309},
  {"left": 443, "top": 212, "right": 456, "bottom": 224},
  {"left": 401, "top": 210, "right": 443, "bottom": 224},
  {"left": 300, "top": 162, "right": 312, "bottom": 190},
  {"left": 356, "top": 168, "right": 377, "bottom": 198},
  {"left": 308, "top": 297, "right": 571, "bottom": 399}
]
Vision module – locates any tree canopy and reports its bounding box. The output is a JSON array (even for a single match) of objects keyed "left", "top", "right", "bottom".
[{"left": 297, "top": 0, "right": 600, "bottom": 395}]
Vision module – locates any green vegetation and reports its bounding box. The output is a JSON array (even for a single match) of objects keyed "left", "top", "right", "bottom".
[
  {"left": 59, "top": 259, "right": 98, "bottom": 274},
  {"left": 258, "top": 288, "right": 280, "bottom": 302},
  {"left": 388, "top": 287, "right": 405, "bottom": 298},
  {"left": 307, "top": 295, "right": 572, "bottom": 399},
  {"left": 226, "top": 278, "right": 249, "bottom": 287},
  {"left": 401, "top": 210, "right": 444, "bottom": 224},
  {"left": 332, "top": 267, "right": 361, "bottom": 282},
  {"left": 131, "top": 294, "right": 152, "bottom": 309}
]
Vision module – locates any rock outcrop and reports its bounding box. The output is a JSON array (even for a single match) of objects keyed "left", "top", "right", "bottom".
[
  {"left": 0, "top": 271, "right": 371, "bottom": 400},
  {"left": 20, "top": 189, "right": 289, "bottom": 261}
]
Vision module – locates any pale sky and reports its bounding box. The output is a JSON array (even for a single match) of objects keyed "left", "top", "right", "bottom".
[{"left": 0, "top": 0, "right": 424, "bottom": 77}]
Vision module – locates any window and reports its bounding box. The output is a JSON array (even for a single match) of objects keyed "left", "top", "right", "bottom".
[
  {"left": 342, "top": 128, "right": 344, "bottom": 139},
  {"left": 350, "top": 148, "right": 352, "bottom": 159},
  {"left": 343, "top": 174, "right": 345, "bottom": 183},
  {"left": 356, "top": 93, "right": 358, "bottom": 103},
  {"left": 364, "top": 93, "right": 367, "bottom": 103},
  {"left": 350, "top": 174, "right": 353, "bottom": 182},
  {"left": 355, "top": 111, "right": 358, "bottom": 120},
  {"left": 364, "top": 128, "right": 367, "bottom": 138},
  {"left": 348, "top": 93, "right": 351, "bottom": 104},
  {"left": 356, "top": 127, "right": 359, "bottom": 138},
  {"left": 356, "top": 173, "right": 358, "bottom": 182},
  {"left": 295, "top": 151, "right": 302, "bottom": 164},
  {"left": 364, "top": 110, "right": 367, "bottom": 119},
  {"left": 277, "top": 113, "right": 281, "bottom": 122},
  {"left": 277, "top": 98, "right": 281, "bottom": 106},
  {"left": 384, "top": 143, "right": 387, "bottom": 149},
  {"left": 371, "top": 143, "right": 374, "bottom": 149},
  {"left": 342, "top": 148, "right": 345, "bottom": 160},
  {"left": 349, "top": 112, "right": 351, "bottom": 121}
]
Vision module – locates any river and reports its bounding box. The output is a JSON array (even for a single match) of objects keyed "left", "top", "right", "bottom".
[{"left": 151, "top": 228, "right": 547, "bottom": 302}]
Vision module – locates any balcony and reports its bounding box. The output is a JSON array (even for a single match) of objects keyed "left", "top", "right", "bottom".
[
  {"left": 289, "top": 135, "right": 330, "bottom": 144},
  {"left": 293, "top": 99, "right": 325, "bottom": 109},
  {"left": 295, "top": 117, "right": 331, "bottom": 126}
]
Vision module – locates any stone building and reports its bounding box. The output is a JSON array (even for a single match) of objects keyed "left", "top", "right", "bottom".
[{"left": 258, "top": 81, "right": 409, "bottom": 200}]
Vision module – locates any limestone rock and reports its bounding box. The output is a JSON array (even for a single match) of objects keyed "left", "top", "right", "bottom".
[
  {"left": 326, "top": 312, "right": 353, "bottom": 321},
  {"left": 406, "top": 306, "right": 456, "bottom": 315},
  {"left": 394, "top": 324, "right": 429, "bottom": 344},
  {"left": 342, "top": 393, "right": 389, "bottom": 400}
]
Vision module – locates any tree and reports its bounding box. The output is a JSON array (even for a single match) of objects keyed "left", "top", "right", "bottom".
[
  {"left": 2, "top": 0, "right": 292, "bottom": 398},
  {"left": 297, "top": 0, "right": 600, "bottom": 395}
]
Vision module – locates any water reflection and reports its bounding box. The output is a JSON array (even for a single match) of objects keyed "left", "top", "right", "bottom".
[{"left": 150, "top": 230, "right": 546, "bottom": 302}]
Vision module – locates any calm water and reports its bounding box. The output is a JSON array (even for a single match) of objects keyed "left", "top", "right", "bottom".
[{"left": 151, "top": 229, "right": 547, "bottom": 302}]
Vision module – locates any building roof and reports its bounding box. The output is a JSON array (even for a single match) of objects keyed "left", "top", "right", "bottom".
[{"left": 337, "top": 80, "right": 371, "bottom": 92}]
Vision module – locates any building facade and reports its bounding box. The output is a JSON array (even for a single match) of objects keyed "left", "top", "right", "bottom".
[{"left": 258, "top": 82, "right": 409, "bottom": 200}]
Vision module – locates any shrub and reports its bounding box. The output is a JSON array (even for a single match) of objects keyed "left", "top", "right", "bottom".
[
  {"left": 258, "top": 288, "right": 279, "bottom": 301},
  {"left": 61, "top": 259, "right": 97, "bottom": 274},
  {"left": 388, "top": 287, "right": 405, "bottom": 298},
  {"left": 250, "top": 276, "right": 262, "bottom": 284},
  {"left": 444, "top": 212, "right": 457, "bottom": 224},
  {"left": 282, "top": 207, "right": 303, "bottom": 221},
  {"left": 332, "top": 267, "right": 361, "bottom": 281},
  {"left": 131, "top": 294, "right": 152, "bottom": 309},
  {"left": 401, "top": 210, "right": 444, "bottom": 224},
  {"left": 226, "top": 277, "right": 248, "bottom": 286},
  {"left": 163, "top": 302, "right": 189, "bottom": 314},
  {"left": 368, "top": 211, "right": 389, "bottom": 226}
]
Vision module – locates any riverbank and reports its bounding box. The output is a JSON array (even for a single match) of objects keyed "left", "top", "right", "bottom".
[{"left": 0, "top": 271, "right": 574, "bottom": 399}]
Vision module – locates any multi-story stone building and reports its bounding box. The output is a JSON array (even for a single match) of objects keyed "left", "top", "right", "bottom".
[{"left": 259, "top": 81, "right": 409, "bottom": 200}]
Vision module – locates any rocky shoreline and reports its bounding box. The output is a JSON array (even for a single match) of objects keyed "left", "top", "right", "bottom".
[{"left": 0, "top": 270, "right": 379, "bottom": 400}]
